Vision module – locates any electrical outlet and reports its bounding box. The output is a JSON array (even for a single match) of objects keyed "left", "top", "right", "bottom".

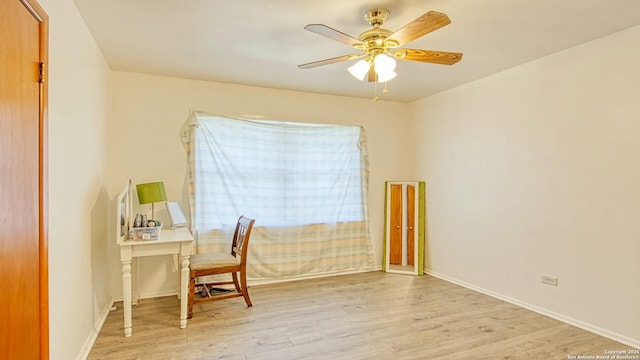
[{"left": 541, "top": 274, "right": 558, "bottom": 286}]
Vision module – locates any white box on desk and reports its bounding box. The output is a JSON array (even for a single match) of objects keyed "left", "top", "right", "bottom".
[{"left": 129, "top": 225, "right": 162, "bottom": 241}]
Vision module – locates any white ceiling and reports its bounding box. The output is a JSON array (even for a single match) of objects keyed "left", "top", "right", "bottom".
[{"left": 74, "top": 0, "right": 640, "bottom": 102}]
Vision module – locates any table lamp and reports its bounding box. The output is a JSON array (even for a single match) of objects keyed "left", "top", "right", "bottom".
[{"left": 136, "top": 181, "right": 167, "bottom": 219}]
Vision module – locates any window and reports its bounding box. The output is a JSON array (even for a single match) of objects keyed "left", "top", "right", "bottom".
[{"left": 182, "top": 113, "right": 375, "bottom": 279}]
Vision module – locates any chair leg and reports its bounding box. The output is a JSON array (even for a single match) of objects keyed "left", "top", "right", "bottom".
[
  {"left": 240, "top": 271, "right": 252, "bottom": 307},
  {"left": 188, "top": 276, "right": 195, "bottom": 319},
  {"left": 231, "top": 272, "right": 241, "bottom": 293}
]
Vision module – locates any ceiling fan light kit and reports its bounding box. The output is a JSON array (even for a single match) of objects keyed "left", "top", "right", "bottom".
[
  {"left": 299, "top": 8, "right": 463, "bottom": 100},
  {"left": 348, "top": 60, "right": 370, "bottom": 81},
  {"left": 373, "top": 53, "right": 397, "bottom": 81}
]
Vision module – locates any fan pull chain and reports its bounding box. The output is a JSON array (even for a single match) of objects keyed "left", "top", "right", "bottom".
[
  {"left": 373, "top": 79, "right": 390, "bottom": 102},
  {"left": 373, "top": 79, "right": 379, "bottom": 101}
]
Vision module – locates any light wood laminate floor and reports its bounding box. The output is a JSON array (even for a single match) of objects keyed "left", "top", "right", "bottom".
[{"left": 88, "top": 272, "right": 634, "bottom": 359}]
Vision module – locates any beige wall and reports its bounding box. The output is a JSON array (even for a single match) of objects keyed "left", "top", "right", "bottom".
[
  {"left": 108, "top": 72, "right": 413, "bottom": 298},
  {"left": 412, "top": 25, "right": 640, "bottom": 347},
  {"left": 38, "top": 0, "right": 112, "bottom": 359}
]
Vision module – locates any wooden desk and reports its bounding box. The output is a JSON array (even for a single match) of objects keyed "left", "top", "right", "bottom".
[{"left": 119, "top": 227, "right": 194, "bottom": 337}]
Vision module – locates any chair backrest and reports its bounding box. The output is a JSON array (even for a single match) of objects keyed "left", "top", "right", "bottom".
[{"left": 231, "top": 216, "right": 255, "bottom": 260}]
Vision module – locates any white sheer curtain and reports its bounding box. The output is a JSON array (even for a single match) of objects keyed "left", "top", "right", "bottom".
[{"left": 181, "top": 112, "right": 375, "bottom": 281}]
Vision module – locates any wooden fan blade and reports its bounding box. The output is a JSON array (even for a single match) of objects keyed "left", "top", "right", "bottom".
[
  {"left": 388, "top": 11, "right": 451, "bottom": 46},
  {"left": 298, "top": 54, "right": 358, "bottom": 69},
  {"left": 304, "top": 24, "right": 362, "bottom": 47},
  {"left": 394, "top": 49, "right": 463, "bottom": 65}
]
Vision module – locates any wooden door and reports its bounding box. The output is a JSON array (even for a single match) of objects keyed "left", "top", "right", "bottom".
[
  {"left": 406, "top": 184, "right": 415, "bottom": 266},
  {"left": 0, "top": 0, "right": 49, "bottom": 358},
  {"left": 385, "top": 181, "right": 425, "bottom": 275},
  {"left": 389, "top": 184, "right": 403, "bottom": 265},
  {"left": 389, "top": 184, "right": 415, "bottom": 266}
]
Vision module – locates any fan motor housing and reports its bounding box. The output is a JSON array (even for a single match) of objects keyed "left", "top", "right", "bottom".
[
  {"left": 357, "top": 9, "right": 399, "bottom": 53},
  {"left": 357, "top": 28, "right": 398, "bottom": 53}
]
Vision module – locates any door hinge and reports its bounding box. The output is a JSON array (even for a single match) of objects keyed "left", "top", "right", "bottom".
[{"left": 39, "top": 62, "right": 45, "bottom": 84}]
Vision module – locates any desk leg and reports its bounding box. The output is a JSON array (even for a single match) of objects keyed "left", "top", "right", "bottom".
[
  {"left": 179, "top": 255, "right": 190, "bottom": 329},
  {"left": 122, "top": 260, "right": 133, "bottom": 337}
]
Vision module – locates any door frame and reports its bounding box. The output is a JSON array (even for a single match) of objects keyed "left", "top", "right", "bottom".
[{"left": 383, "top": 181, "right": 425, "bottom": 276}]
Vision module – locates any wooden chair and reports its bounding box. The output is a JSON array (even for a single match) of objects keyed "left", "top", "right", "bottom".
[{"left": 188, "top": 216, "right": 256, "bottom": 318}]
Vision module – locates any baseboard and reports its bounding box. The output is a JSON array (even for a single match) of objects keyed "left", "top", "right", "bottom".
[
  {"left": 135, "top": 289, "right": 180, "bottom": 301},
  {"left": 77, "top": 299, "right": 115, "bottom": 360},
  {"left": 425, "top": 269, "right": 639, "bottom": 350},
  {"left": 111, "top": 289, "right": 180, "bottom": 303}
]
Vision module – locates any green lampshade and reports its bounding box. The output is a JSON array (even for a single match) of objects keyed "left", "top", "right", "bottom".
[{"left": 136, "top": 182, "right": 167, "bottom": 204}]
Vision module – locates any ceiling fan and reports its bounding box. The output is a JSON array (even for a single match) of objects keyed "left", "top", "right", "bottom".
[{"left": 298, "top": 8, "right": 463, "bottom": 83}]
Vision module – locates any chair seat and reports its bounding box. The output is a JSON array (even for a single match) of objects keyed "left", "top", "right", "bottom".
[{"left": 190, "top": 252, "right": 240, "bottom": 270}]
